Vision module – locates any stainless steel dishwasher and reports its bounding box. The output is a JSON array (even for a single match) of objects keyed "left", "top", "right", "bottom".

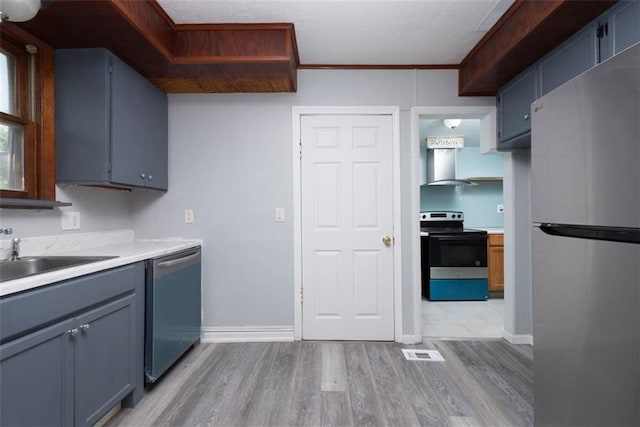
[{"left": 145, "top": 247, "right": 201, "bottom": 383}]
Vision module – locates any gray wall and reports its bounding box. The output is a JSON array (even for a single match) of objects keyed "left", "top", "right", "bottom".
[
  {"left": 131, "top": 68, "right": 495, "bottom": 333},
  {"left": 0, "top": 185, "right": 132, "bottom": 238},
  {"left": 503, "top": 151, "right": 533, "bottom": 336}
]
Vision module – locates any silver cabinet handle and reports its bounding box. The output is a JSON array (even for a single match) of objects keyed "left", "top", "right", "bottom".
[
  {"left": 80, "top": 323, "right": 90, "bottom": 332},
  {"left": 68, "top": 328, "right": 78, "bottom": 337},
  {"left": 140, "top": 173, "right": 146, "bottom": 179},
  {"left": 523, "top": 114, "right": 530, "bottom": 120}
]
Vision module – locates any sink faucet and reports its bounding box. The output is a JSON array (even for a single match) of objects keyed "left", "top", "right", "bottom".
[{"left": 11, "top": 238, "right": 20, "bottom": 260}]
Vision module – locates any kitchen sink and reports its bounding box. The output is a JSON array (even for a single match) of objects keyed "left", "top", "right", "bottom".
[{"left": 0, "top": 256, "right": 118, "bottom": 282}]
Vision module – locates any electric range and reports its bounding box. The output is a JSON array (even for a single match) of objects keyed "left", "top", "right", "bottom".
[{"left": 419, "top": 211, "right": 488, "bottom": 301}]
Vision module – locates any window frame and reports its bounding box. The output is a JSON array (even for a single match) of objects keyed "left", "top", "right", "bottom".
[{"left": 0, "top": 24, "right": 55, "bottom": 202}]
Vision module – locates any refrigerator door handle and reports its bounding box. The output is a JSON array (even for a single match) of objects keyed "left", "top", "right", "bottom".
[{"left": 539, "top": 223, "right": 640, "bottom": 244}]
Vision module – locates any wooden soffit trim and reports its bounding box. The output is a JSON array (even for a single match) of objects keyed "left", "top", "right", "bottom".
[
  {"left": 458, "top": 0, "right": 617, "bottom": 96},
  {"left": 12, "top": 0, "right": 299, "bottom": 93}
]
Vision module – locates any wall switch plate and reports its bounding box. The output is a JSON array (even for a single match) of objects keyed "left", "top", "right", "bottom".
[
  {"left": 275, "top": 208, "right": 285, "bottom": 222},
  {"left": 184, "top": 209, "right": 194, "bottom": 224},
  {"left": 61, "top": 211, "right": 80, "bottom": 230},
  {"left": 497, "top": 204, "right": 504, "bottom": 214}
]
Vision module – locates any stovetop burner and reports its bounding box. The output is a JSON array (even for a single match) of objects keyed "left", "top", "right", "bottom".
[{"left": 419, "top": 211, "right": 487, "bottom": 236}]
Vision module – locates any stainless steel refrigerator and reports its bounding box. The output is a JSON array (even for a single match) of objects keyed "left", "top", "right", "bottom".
[{"left": 531, "top": 42, "right": 640, "bottom": 426}]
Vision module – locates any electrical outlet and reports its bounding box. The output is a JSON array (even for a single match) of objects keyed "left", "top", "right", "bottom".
[
  {"left": 497, "top": 204, "right": 504, "bottom": 214},
  {"left": 275, "top": 208, "right": 285, "bottom": 222},
  {"left": 184, "top": 209, "right": 194, "bottom": 224},
  {"left": 61, "top": 211, "right": 80, "bottom": 230}
]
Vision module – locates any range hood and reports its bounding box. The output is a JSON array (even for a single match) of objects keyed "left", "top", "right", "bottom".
[{"left": 425, "top": 148, "right": 475, "bottom": 186}]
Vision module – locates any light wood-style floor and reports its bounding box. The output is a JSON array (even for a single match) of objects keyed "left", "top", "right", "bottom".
[{"left": 108, "top": 340, "right": 533, "bottom": 427}]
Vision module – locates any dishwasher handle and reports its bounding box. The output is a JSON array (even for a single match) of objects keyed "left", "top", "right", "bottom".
[
  {"left": 151, "top": 248, "right": 201, "bottom": 279},
  {"left": 157, "top": 251, "right": 200, "bottom": 269}
]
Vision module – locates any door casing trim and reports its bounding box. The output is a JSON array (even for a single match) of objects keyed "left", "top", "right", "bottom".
[{"left": 292, "top": 106, "right": 402, "bottom": 341}]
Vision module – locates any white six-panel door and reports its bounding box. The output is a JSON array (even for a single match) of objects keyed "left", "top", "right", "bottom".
[{"left": 301, "top": 114, "right": 394, "bottom": 340}]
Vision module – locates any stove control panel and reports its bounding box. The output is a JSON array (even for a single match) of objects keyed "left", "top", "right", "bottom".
[{"left": 419, "top": 211, "right": 464, "bottom": 222}]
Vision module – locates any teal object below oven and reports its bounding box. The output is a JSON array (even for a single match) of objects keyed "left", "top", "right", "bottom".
[{"left": 429, "top": 279, "right": 488, "bottom": 301}]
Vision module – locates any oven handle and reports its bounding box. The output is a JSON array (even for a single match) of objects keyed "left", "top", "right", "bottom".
[{"left": 429, "top": 235, "right": 486, "bottom": 241}]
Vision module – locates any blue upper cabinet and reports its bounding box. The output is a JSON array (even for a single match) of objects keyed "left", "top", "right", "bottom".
[
  {"left": 538, "top": 24, "right": 598, "bottom": 97},
  {"left": 55, "top": 48, "right": 168, "bottom": 191},
  {"left": 497, "top": 67, "right": 537, "bottom": 150},
  {"left": 609, "top": 1, "right": 640, "bottom": 56},
  {"left": 496, "top": 1, "right": 639, "bottom": 151}
]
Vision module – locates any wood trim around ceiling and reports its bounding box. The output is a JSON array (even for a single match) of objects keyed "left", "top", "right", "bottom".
[
  {"left": 110, "top": 0, "right": 176, "bottom": 61},
  {"left": 458, "top": 0, "right": 618, "bottom": 96},
  {"left": 13, "top": 0, "right": 300, "bottom": 93}
]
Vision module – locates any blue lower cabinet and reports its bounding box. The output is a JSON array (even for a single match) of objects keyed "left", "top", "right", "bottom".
[
  {"left": 0, "top": 263, "right": 144, "bottom": 426},
  {"left": 429, "top": 279, "right": 489, "bottom": 301}
]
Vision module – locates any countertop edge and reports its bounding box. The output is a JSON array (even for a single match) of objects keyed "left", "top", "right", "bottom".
[{"left": 0, "top": 240, "right": 202, "bottom": 297}]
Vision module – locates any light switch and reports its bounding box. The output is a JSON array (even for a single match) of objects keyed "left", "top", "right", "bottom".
[
  {"left": 184, "top": 209, "right": 194, "bottom": 224},
  {"left": 61, "top": 211, "right": 81, "bottom": 230},
  {"left": 275, "top": 208, "right": 285, "bottom": 222}
]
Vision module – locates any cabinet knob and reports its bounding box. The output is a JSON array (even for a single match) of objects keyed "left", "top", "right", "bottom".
[
  {"left": 140, "top": 173, "right": 146, "bottom": 179},
  {"left": 147, "top": 175, "right": 152, "bottom": 181},
  {"left": 523, "top": 114, "right": 530, "bottom": 120},
  {"left": 80, "top": 323, "right": 90, "bottom": 332},
  {"left": 68, "top": 328, "right": 78, "bottom": 337}
]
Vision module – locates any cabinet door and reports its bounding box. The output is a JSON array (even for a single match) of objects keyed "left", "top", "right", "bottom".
[
  {"left": 488, "top": 244, "right": 504, "bottom": 292},
  {"left": 142, "top": 80, "right": 168, "bottom": 191},
  {"left": 610, "top": 0, "right": 640, "bottom": 56},
  {"left": 0, "top": 319, "right": 75, "bottom": 427},
  {"left": 110, "top": 54, "right": 149, "bottom": 189},
  {"left": 497, "top": 68, "right": 537, "bottom": 147},
  {"left": 538, "top": 24, "right": 597, "bottom": 96},
  {"left": 74, "top": 295, "right": 136, "bottom": 427},
  {"left": 55, "top": 49, "right": 112, "bottom": 184}
]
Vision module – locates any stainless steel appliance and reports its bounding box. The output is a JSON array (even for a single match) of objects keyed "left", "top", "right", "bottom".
[
  {"left": 424, "top": 136, "right": 475, "bottom": 186},
  {"left": 420, "top": 211, "right": 488, "bottom": 300},
  {"left": 145, "top": 247, "right": 201, "bottom": 383},
  {"left": 531, "top": 43, "right": 640, "bottom": 426}
]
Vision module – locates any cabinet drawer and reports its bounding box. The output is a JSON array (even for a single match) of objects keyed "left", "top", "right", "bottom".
[
  {"left": 488, "top": 234, "right": 504, "bottom": 246},
  {"left": 0, "top": 264, "right": 139, "bottom": 343}
]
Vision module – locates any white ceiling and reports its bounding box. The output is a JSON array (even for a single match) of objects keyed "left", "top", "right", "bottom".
[{"left": 156, "top": 0, "right": 514, "bottom": 65}]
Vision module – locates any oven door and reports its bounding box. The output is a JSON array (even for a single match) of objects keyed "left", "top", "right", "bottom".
[
  {"left": 429, "top": 234, "right": 487, "bottom": 268},
  {"left": 428, "top": 234, "right": 488, "bottom": 301}
]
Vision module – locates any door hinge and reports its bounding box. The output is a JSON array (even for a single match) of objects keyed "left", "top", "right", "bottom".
[
  {"left": 300, "top": 288, "right": 303, "bottom": 303},
  {"left": 299, "top": 142, "right": 302, "bottom": 160}
]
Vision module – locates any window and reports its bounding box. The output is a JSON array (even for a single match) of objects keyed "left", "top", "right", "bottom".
[
  {"left": 0, "top": 25, "right": 55, "bottom": 202},
  {"left": 0, "top": 42, "right": 28, "bottom": 192}
]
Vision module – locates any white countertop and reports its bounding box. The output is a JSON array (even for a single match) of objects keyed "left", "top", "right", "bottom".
[
  {"left": 480, "top": 228, "right": 504, "bottom": 234},
  {"left": 1, "top": 234, "right": 201, "bottom": 297}
]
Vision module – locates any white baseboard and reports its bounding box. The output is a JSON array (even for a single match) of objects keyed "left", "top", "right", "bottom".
[
  {"left": 400, "top": 334, "right": 423, "bottom": 344},
  {"left": 201, "top": 326, "right": 294, "bottom": 343},
  {"left": 502, "top": 330, "right": 534, "bottom": 345}
]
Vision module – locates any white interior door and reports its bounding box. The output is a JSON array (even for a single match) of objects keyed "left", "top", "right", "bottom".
[{"left": 301, "top": 114, "right": 394, "bottom": 340}]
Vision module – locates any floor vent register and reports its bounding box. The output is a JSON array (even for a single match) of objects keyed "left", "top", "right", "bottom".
[{"left": 402, "top": 349, "right": 445, "bottom": 362}]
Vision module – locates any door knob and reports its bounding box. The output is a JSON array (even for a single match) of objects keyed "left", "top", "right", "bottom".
[{"left": 382, "top": 235, "right": 392, "bottom": 246}]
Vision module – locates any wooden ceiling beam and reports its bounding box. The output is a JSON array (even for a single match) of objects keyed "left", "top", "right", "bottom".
[
  {"left": 458, "top": 0, "right": 617, "bottom": 96},
  {"left": 10, "top": 0, "right": 299, "bottom": 93}
]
